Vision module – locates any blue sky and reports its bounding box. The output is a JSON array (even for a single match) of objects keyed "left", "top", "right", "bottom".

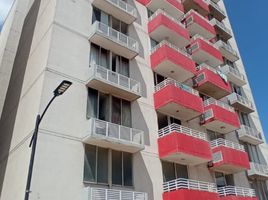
[
  {"left": 224, "top": 0, "right": 268, "bottom": 139},
  {"left": 0, "top": 0, "right": 267, "bottom": 138}
]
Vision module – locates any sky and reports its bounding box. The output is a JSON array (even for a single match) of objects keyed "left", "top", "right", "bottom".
[{"left": 0, "top": 0, "right": 267, "bottom": 138}]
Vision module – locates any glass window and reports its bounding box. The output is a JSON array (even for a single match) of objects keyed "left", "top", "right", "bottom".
[
  {"left": 123, "top": 152, "right": 133, "bottom": 186},
  {"left": 175, "top": 164, "right": 188, "bottom": 179},
  {"left": 112, "top": 97, "right": 121, "bottom": 125},
  {"left": 215, "top": 172, "right": 226, "bottom": 187},
  {"left": 90, "top": 43, "right": 99, "bottom": 65},
  {"left": 97, "top": 147, "right": 109, "bottom": 184},
  {"left": 87, "top": 88, "right": 98, "bottom": 119},
  {"left": 99, "top": 93, "right": 110, "bottom": 121},
  {"left": 122, "top": 100, "right": 131, "bottom": 127},
  {"left": 239, "top": 112, "right": 250, "bottom": 127},
  {"left": 112, "top": 150, "right": 123, "bottom": 185},
  {"left": 84, "top": 145, "right": 97, "bottom": 182},
  {"left": 92, "top": 7, "right": 101, "bottom": 23},
  {"left": 162, "top": 162, "right": 176, "bottom": 182}
]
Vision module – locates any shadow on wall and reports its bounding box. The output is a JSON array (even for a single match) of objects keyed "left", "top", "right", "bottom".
[
  {"left": 134, "top": 153, "right": 155, "bottom": 200},
  {"left": 0, "top": 0, "right": 41, "bottom": 195}
]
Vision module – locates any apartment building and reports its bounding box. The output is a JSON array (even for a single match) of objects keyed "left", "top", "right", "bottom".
[{"left": 0, "top": 0, "right": 268, "bottom": 199}]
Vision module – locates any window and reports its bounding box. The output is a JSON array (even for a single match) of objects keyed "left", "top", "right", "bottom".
[
  {"left": 253, "top": 180, "right": 268, "bottom": 200},
  {"left": 207, "top": 130, "right": 225, "bottom": 141},
  {"left": 87, "top": 88, "right": 132, "bottom": 127},
  {"left": 157, "top": 113, "right": 181, "bottom": 130},
  {"left": 84, "top": 145, "right": 133, "bottom": 187},
  {"left": 230, "top": 83, "right": 242, "bottom": 96},
  {"left": 215, "top": 172, "right": 234, "bottom": 187},
  {"left": 90, "top": 44, "right": 130, "bottom": 77},
  {"left": 245, "top": 144, "right": 261, "bottom": 163},
  {"left": 239, "top": 112, "right": 250, "bottom": 127},
  {"left": 162, "top": 161, "right": 188, "bottom": 182}
]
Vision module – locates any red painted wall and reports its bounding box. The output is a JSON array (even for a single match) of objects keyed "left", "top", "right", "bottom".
[
  {"left": 220, "top": 196, "right": 258, "bottom": 200},
  {"left": 158, "top": 132, "right": 212, "bottom": 161},
  {"left": 196, "top": 68, "right": 231, "bottom": 93},
  {"left": 191, "top": 39, "right": 224, "bottom": 63},
  {"left": 135, "top": 0, "right": 150, "bottom": 6},
  {"left": 135, "top": 0, "right": 184, "bottom": 12},
  {"left": 204, "top": 104, "right": 240, "bottom": 129},
  {"left": 212, "top": 146, "right": 250, "bottom": 170},
  {"left": 151, "top": 45, "right": 196, "bottom": 74},
  {"left": 185, "top": 11, "right": 216, "bottom": 35},
  {"left": 154, "top": 85, "right": 204, "bottom": 113},
  {"left": 194, "top": 0, "right": 210, "bottom": 13},
  {"left": 148, "top": 13, "right": 190, "bottom": 41},
  {"left": 163, "top": 189, "right": 220, "bottom": 200}
]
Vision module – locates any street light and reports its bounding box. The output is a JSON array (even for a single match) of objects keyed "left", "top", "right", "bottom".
[{"left": 24, "top": 80, "right": 72, "bottom": 200}]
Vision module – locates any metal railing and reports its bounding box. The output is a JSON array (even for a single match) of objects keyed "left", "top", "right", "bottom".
[
  {"left": 106, "top": 0, "right": 137, "bottom": 18},
  {"left": 163, "top": 178, "right": 217, "bottom": 193},
  {"left": 149, "top": 9, "right": 185, "bottom": 28},
  {"left": 85, "top": 187, "right": 148, "bottom": 200},
  {"left": 204, "top": 98, "right": 235, "bottom": 112},
  {"left": 238, "top": 125, "right": 263, "bottom": 140},
  {"left": 218, "top": 186, "right": 256, "bottom": 197},
  {"left": 89, "top": 64, "right": 141, "bottom": 95},
  {"left": 213, "top": 151, "right": 223, "bottom": 163},
  {"left": 192, "top": 34, "right": 218, "bottom": 49},
  {"left": 210, "top": 138, "right": 245, "bottom": 152},
  {"left": 184, "top": 9, "right": 213, "bottom": 26},
  {"left": 210, "top": 18, "right": 232, "bottom": 36},
  {"left": 248, "top": 162, "right": 268, "bottom": 177},
  {"left": 88, "top": 118, "right": 144, "bottom": 146},
  {"left": 228, "top": 93, "right": 254, "bottom": 111},
  {"left": 202, "top": 109, "right": 214, "bottom": 121},
  {"left": 151, "top": 40, "right": 191, "bottom": 58},
  {"left": 158, "top": 123, "right": 207, "bottom": 141},
  {"left": 154, "top": 78, "right": 199, "bottom": 96},
  {"left": 215, "top": 40, "right": 239, "bottom": 58},
  {"left": 208, "top": 0, "right": 226, "bottom": 16},
  {"left": 197, "top": 64, "right": 217, "bottom": 74},
  {"left": 90, "top": 21, "right": 139, "bottom": 53},
  {"left": 221, "top": 65, "right": 246, "bottom": 82}
]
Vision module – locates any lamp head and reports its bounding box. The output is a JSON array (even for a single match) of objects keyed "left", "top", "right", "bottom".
[{"left": 54, "top": 80, "right": 72, "bottom": 96}]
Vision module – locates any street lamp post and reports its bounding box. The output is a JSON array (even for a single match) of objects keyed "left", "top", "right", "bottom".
[{"left": 24, "top": 80, "right": 72, "bottom": 200}]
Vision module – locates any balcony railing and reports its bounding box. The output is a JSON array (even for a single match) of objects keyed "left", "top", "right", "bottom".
[
  {"left": 89, "top": 64, "right": 141, "bottom": 95},
  {"left": 221, "top": 65, "right": 246, "bottom": 82},
  {"left": 155, "top": 78, "right": 199, "bottom": 96},
  {"left": 238, "top": 125, "right": 263, "bottom": 140},
  {"left": 215, "top": 40, "right": 239, "bottom": 58},
  {"left": 88, "top": 118, "right": 144, "bottom": 146},
  {"left": 149, "top": 9, "right": 185, "bottom": 28},
  {"left": 228, "top": 93, "right": 254, "bottom": 111},
  {"left": 248, "top": 162, "right": 268, "bottom": 177},
  {"left": 184, "top": 9, "right": 213, "bottom": 26},
  {"left": 85, "top": 187, "right": 148, "bottom": 200},
  {"left": 90, "top": 21, "right": 139, "bottom": 53},
  {"left": 158, "top": 123, "right": 207, "bottom": 141},
  {"left": 210, "top": 138, "right": 245, "bottom": 152},
  {"left": 163, "top": 178, "right": 217, "bottom": 193},
  {"left": 192, "top": 34, "right": 218, "bottom": 49},
  {"left": 151, "top": 40, "right": 191, "bottom": 58},
  {"left": 210, "top": 18, "right": 232, "bottom": 35},
  {"left": 106, "top": 0, "right": 137, "bottom": 18},
  {"left": 218, "top": 186, "right": 256, "bottom": 197},
  {"left": 204, "top": 98, "right": 234, "bottom": 113}
]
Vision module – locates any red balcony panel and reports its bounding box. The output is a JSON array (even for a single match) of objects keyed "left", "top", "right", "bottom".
[
  {"left": 148, "top": 12, "right": 190, "bottom": 48},
  {"left": 163, "top": 189, "right": 219, "bottom": 200},
  {"left": 202, "top": 104, "right": 240, "bottom": 134},
  {"left": 211, "top": 146, "right": 250, "bottom": 174},
  {"left": 158, "top": 131, "right": 212, "bottom": 165},
  {"left": 146, "top": 0, "right": 184, "bottom": 19},
  {"left": 151, "top": 43, "right": 196, "bottom": 82},
  {"left": 194, "top": 68, "right": 231, "bottom": 99},
  {"left": 183, "top": 0, "right": 210, "bottom": 17},
  {"left": 190, "top": 38, "right": 223, "bottom": 67},
  {"left": 154, "top": 81, "right": 203, "bottom": 120},
  {"left": 135, "top": 0, "right": 150, "bottom": 5},
  {"left": 220, "top": 197, "right": 258, "bottom": 200},
  {"left": 184, "top": 10, "right": 216, "bottom": 39}
]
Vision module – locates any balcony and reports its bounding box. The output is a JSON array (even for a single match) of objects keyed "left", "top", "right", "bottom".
[
  {"left": 183, "top": 10, "right": 216, "bottom": 39},
  {"left": 87, "top": 64, "right": 141, "bottom": 101},
  {"left": 210, "top": 19, "right": 232, "bottom": 40},
  {"left": 210, "top": 139, "right": 250, "bottom": 174},
  {"left": 208, "top": 0, "right": 226, "bottom": 21},
  {"left": 148, "top": 10, "right": 190, "bottom": 48},
  {"left": 188, "top": 35, "right": 223, "bottom": 67},
  {"left": 146, "top": 0, "right": 184, "bottom": 19},
  {"left": 248, "top": 162, "right": 268, "bottom": 180},
  {"left": 201, "top": 98, "right": 240, "bottom": 134},
  {"left": 182, "top": 0, "right": 210, "bottom": 17},
  {"left": 211, "top": 0, "right": 220, "bottom": 3},
  {"left": 237, "top": 125, "right": 264, "bottom": 145},
  {"left": 158, "top": 124, "right": 212, "bottom": 165},
  {"left": 218, "top": 186, "right": 257, "bottom": 200},
  {"left": 154, "top": 78, "right": 203, "bottom": 121},
  {"left": 228, "top": 93, "right": 255, "bottom": 113},
  {"left": 163, "top": 178, "right": 219, "bottom": 200},
  {"left": 83, "top": 118, "right": 144, "bottom": 153},
  {"left": 92, "top": 0, "right": 137, "bottom": 24},
  {"left": 221, "top": 65, "right": 246, "bottom": 87},
  {"left": 84, "top": 187, "right": 148, "bottom": 200},
  {"left": 194, "top": 64, "right": 231, "bottom": 99},
  {"left": 150, "top": 41, "right": 196, "bottom": 82},
  {"left": 89, "top": 21, "right": 139, "bottom": 59},
  {"left": 215, "top": 40, "right": 239, "bottom": 62}
]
